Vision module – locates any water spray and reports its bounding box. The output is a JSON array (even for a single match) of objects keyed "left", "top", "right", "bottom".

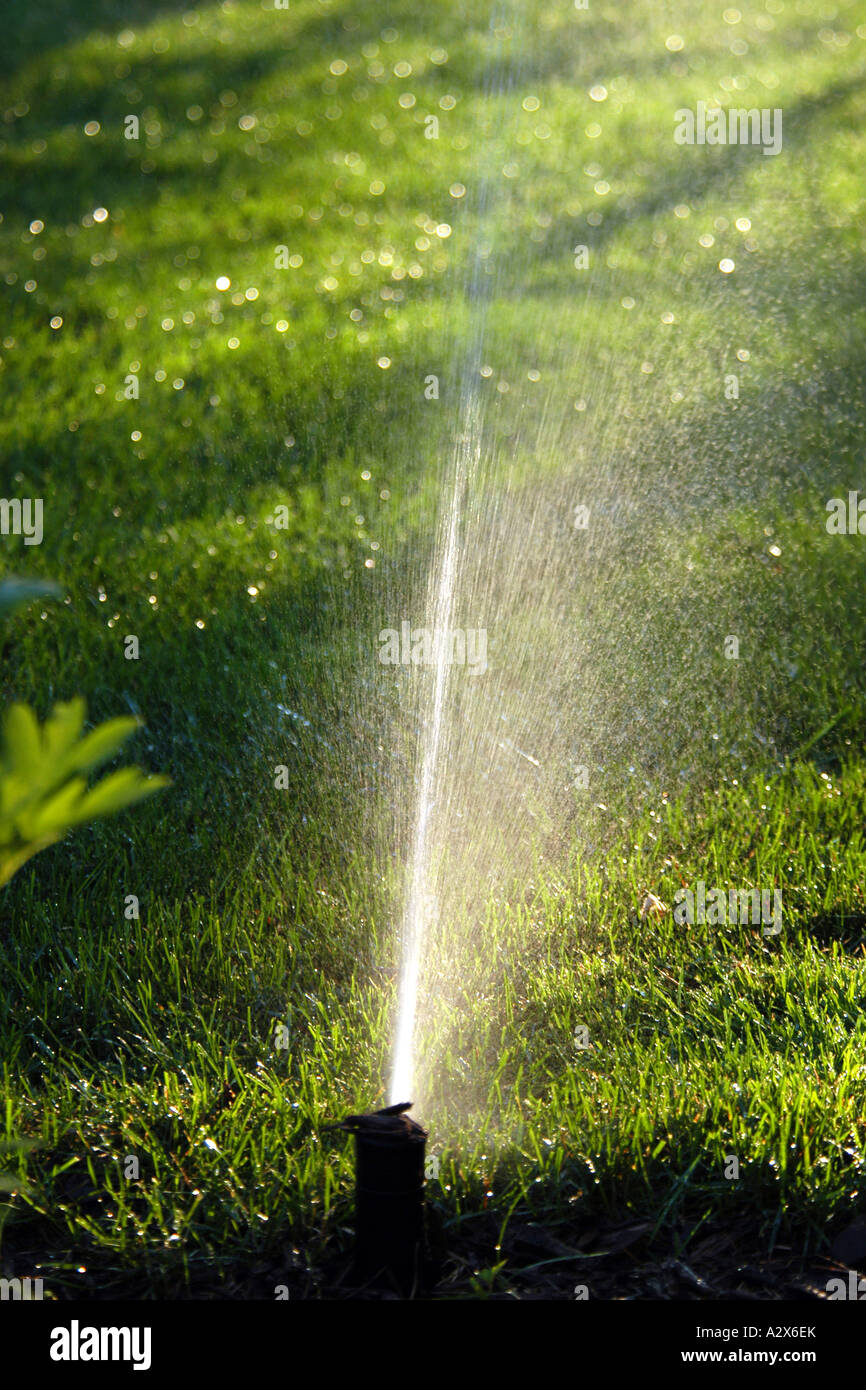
[
  {"left": 329, "top": 12, "right": 524, "bottom": 1300},
  {"left": 333, "top": 1101, "right": 429, "bottom": 1295},
  {"left": 386, "top": 11, "right": 522, "bottom": 1111}
]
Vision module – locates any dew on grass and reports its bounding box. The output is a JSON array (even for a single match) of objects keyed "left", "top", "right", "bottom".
[{"left": 4, "top": 7, "right": 850, "bottom": 1231}]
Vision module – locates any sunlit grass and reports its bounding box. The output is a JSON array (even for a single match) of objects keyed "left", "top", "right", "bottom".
[
  {"left": 0, "top": 0, "right": 865, "bottom": 1296},
  {"left": 1, "top": 760, "right": 864, "bottom": 1295}
]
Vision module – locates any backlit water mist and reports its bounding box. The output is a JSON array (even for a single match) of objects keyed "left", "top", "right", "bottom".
[
  {"left": 382, "top": 14, "right": 779, "bottom": 1111},
  {"left": 292, "top": 2, "right": 857, "bottom": 1120},
  {"left": 387, "top": 11, "right": 517, "bottom": 1106},
  {"left": 388, "top": 394, "right": 478, "bottom": 1104}
]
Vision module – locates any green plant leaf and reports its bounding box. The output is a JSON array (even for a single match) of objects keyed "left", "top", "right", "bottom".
[
  {"left": 0, "top": 577, "right": 61, "bottom": 616},
  {"left": 2, "top": 704, "right": 41, "bottom": 774},
  {"left": 19, "top": 777, "right": 87, "bottom": 840},
  {"left": 41, "top": 698, "right": 87, "bottom": 763},
  {"left": 0, "top": 701, "right": 167, "bottom": 892},
  {"left": 57, "top": 716, "right": 142, "bottom": 778},
  {"left": 0, "top": 838, "right": 60, "bottom": 889},
  {"left": 73, "top": 767, "right": 170, "bottom": 822}
]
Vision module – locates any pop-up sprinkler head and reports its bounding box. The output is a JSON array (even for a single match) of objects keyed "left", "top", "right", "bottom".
[{"left": 334, "top": 1101, "right": 428, "bottom": 1295}]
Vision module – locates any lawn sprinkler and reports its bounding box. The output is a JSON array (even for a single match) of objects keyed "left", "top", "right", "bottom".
[{"left": 333, "top": 1101, "right": 429, "bottom": 1295}]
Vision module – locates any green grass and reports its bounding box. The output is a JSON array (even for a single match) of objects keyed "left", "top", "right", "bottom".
[
  {"left": 0, "top": 0, "right": 865, "bottom": 1297},
  {"left": 1, "top": 760, "right": 864, "bottom": 1296}
]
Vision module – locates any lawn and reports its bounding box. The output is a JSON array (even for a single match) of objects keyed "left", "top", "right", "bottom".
[{"left": 1, "top": 0, "right": 865, "bottom": 1300}]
